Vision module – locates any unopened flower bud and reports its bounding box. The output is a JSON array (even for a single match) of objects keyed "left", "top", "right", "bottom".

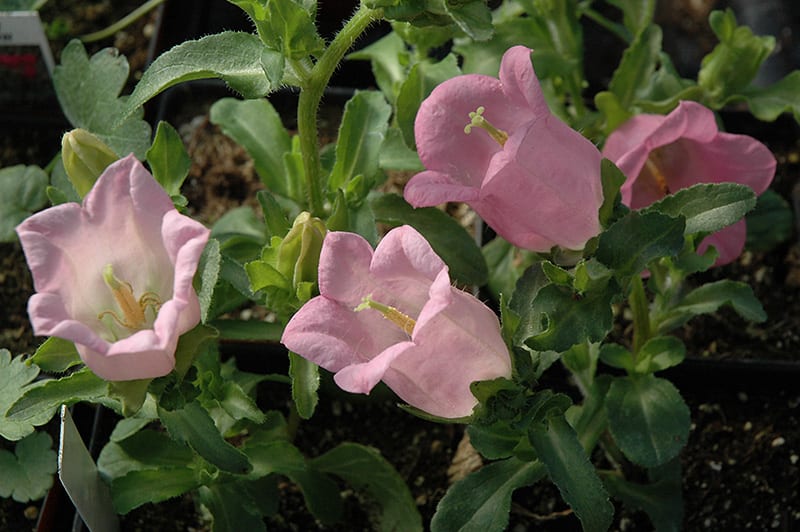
[
  {"left": 61, "top": 129, "right": 118, "bottom": 197},
  {"left": 276, "top": 212, "right": 327, "bottom": 289}
]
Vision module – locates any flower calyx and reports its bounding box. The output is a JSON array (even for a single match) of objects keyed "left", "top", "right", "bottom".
[{"left": 464, "top": 106, "right": 508, "bottom": 147}]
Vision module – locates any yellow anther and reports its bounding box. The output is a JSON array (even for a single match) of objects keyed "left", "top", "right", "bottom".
[
  {"left": 98, "top": 264, "right": 161, "bottom": 330},
  {"left": 354, "top": 295, "right": 416, "bottom": 336},
  {"left": 464, "top": 106, "right": 508, "bottom": 146}
]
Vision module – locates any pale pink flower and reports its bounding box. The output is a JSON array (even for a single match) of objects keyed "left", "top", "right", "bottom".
[
  {"left": 602, "top": 100, "right": 776, "bottom": 266},
  {"left": 17, "top": 155, "right": 210, "bottom": 381},
  {"left": 281, "top": 226, "right": 511, "bottom": 419},
  {"left": 404, "top": 45, "right": 604, "bottom": 252}
]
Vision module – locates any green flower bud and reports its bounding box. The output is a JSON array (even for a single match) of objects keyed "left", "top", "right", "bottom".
[
  {"left": 276, "top": 212, "right": 327, "bottom": 289},
  {"left": 61, "top": 129, "right": 118, "bottom": 197}
]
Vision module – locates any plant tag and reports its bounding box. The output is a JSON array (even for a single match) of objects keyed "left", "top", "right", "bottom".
[
  {"left": 0, "top": 10, "right": 56, "bottom": 109},
  {"left": 58, "top": 405, "right": 120, "bottom": 532}
]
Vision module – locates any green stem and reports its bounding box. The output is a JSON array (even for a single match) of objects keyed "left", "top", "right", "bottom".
[
  {"left": 580, "top": 8, "right": 631, "bottom": 44},
  {"left": 629, "top": 275, "right": 651, "bottom": 356},
  {"left": 80, "top": 0, "right": 166, "bottom": 43},
  {"left": 297, "top": 3, "right": 381, "bottom": 216}
]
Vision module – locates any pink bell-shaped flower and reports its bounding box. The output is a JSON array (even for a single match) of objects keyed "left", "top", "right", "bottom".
[
  {"left": 17, "top": 155, "right": 210, "bottom": 381},
  {"left": 602, "top": 100, "right": 776, "bottom": 266},
  {"left": 405, "top": 45, "right": 604, "bottom": 252},
  {"left": 281, "top": 226, "right": 512, "bottom": 419}
]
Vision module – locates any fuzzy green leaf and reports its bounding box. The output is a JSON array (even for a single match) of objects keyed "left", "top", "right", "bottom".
[
  {"left": 656, "top": 279, "right": 766, "bottom": 333},
  {"left": 5, "top": 366, "right": 111, "bottom": 437},
  {"left": 28, "top": 336, "right": 82, "bottom": 373},
  {"left": 643, "top": 183, "right": 756, "bottom": 235},
  {"left": 596, "top": 211, "right": 685, "bottom": 281},
  {"left": 0, "top": 165, "right": 48, "bottom": 242},
  {"left": 210, "top": 98, "right": 295, "bottom": 200},
  {"left": 0, "top": 432, "right": 56, "bottom": 502},
  {"left": 112, "top": 467, "right": 203, "bottom": 514},
  {"left": 606, "top": 375, "right": 690, "bottom": 467},
  {"left": 125, "top": 32, "right": 274, "bottom": 117},
  {"left": 430, "top": 457, "right": 545, "bottom": 532},
  {"left": 312, "top": 442, "right": 423, "bottom": 532},
  {"left": 328, "top": 91, "right": 392, "bottom": 192},
  {"left": 158, "top": 401, "right": 252, "bottom": 475},
  {"left": 529, "top": 414, "right": 614, "bottom": 532},
  {"left": 289, "top": 352, "right": 319, "bottom": 420},
  {"left": 146, "top": 121, "right": 191, "bottom": 197},
  {"left": 53, "top": 40, "right": 150, "bottom": 158}
]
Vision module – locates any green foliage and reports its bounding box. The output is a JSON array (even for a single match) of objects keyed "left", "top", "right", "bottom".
[
  {"left": 529, "top": 414, "right": 614, "bottom": 532},
  {"left": 430, "top": 458, "right": 545, "bottom": 532},
  {"left": 125, "top": 32, "right": 275, "bottom": 118},
  {"left": 742, "top": 70, "right": 800, "bottom": 123},
  {"left": 7, "top": 367, "right": 117, "bottom": 424},
  {"left": 655, "top": 279, "right": 766, "bottom": 333},
  {"left": 347, "top": 32, "right": 407, "bottom": 104},
  {"left": 209, "top": 98, "right": 298, "bottom": 202},
  {"left": 698, "top": 9, "right": 775, "bottom": 108},
  {"left": 312, "top": 443, "right": 423, "bottom": 532},
  {"left": 158, "top": 401, "right": 252, "bottom": 475},
  {"left": 29, "top": 337, "right": 82, "bottom": 373},
  {"left": 606, "top": 375, "right": 690, "bottom": 467},
  {"left": 596, "top": 211, "right": 685, "bottom": 282},
  {"left": 198, "top": 483, "right": 268, "bottom": 532},
  {"left": 0, "top": 165, "right": 48, "bottom": 242},
  {"left": 0, "top": 432, "right": 56, "bottom": 502},
  {"left": 602, "top": 459, "right": 684, "bottom": 531},
  {"left": 0, "top": 351, "right": 79, "bottom": 441},
  {"left": 328, "top": 91, "right": 392, "bottom": 192},
  {"left": 53, "top": 40, "right": 151, "bottom": 158},
  {"left": 146, "top": 121, "right": 191, "bottom": 199},
  {"left": 227, "top": 0, "right": 324, "bottom": 60},
  {"left": 289, "top": 352, "right": 319, "bottom": 420},
  {"left": 745, "top": 189, "right": 795, "bottom": 252},
  {"left": 643, "top": 183, "right": 757, "bottom": 235}
]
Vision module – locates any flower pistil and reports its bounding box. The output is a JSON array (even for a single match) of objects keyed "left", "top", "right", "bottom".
[
  {"left": 464, "top": 106, "right": 508, "bottom": 146},
  {"left": 98, "top": 264, "right": 161, "bottom": 330},
  {"left": 354, "top": 294, "right": 416, "bottom": 336}
]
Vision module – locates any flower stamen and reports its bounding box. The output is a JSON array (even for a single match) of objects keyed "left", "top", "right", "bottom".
[
  {"left": 98, "top": 264, "right": 161, "bottom": 330},
  {"left": 644, "top": 155, "right": 670, "bottom": 195},
  {"left": 354, "top": 294, "right": 416, "bottom": 336},
  {"left": 464, "top": 106, "right": 508, "bottom": 146}
]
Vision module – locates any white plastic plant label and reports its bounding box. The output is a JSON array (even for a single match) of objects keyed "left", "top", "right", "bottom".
[{"left": 0, "top": 10, "right": 55, "bottom": 108}]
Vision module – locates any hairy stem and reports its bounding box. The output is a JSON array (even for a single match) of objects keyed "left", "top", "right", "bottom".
[{"left": 297, "top": 3, "right": 381, "bottom": 216}]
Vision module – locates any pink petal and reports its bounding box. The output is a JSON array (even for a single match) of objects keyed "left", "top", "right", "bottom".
[
  {"left": 498, "top": 46, "right": 548, "bottom": 115},
  {"left": 481, "top": 116, "right": 603, "bottom": 250},
  {"left": 403, "top": 170, "right": 481, "bottom": 207},
  {"left": 697, "top": 221, "right": 747, "bottom": 267},
  {"left": 317, "top": 231, "right": 375, "bottom": 307},
  {"left": 333, "top": 341, "right": 414, "bottom": 394}
]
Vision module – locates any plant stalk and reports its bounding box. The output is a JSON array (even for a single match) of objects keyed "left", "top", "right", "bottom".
[
  {"left": 80, "top": 0, "right": 166, "bottom": 43},
  {"left": 297, "top": 3, "right": 381, "bottom": 216}
]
